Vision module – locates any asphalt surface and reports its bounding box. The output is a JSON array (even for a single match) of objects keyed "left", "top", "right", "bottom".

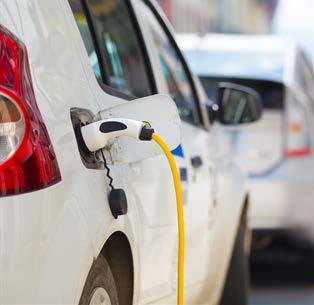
[
  {"left": 251, "top": 286, "right": 314, "bottom": 305},
  {"left": 249, "top": 243, "right": 314, "bottom": 305}
]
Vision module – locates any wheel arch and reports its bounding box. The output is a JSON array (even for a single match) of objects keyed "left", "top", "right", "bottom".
[
  {"left": 241, "top": 193, "right": 250, "bottom": 221},
  {"left": 101, "top": 231, "right": 134, "bottom": 305},
  {"left": 241, "top": 194, "right": 252, "bottom": 255},
  {"left": 217, "top": 193, "right": 251, "bottom": 305}
]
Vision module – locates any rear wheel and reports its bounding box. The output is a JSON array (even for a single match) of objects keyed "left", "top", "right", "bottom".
[
  {"left": 79, "top": 254, "right": 119, "bottom": 305},
  {"left": 219, "top": 215, "right": 250, "bottom": 305}
]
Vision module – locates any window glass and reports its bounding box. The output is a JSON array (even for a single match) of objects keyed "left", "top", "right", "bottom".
[
  {"left": 139, "top": 1, "right": 200, "bottom": 124},
  {"left": 184, "top": 50, "right": 284, "bottom": 83},
  {"left": 222, "top": 90, "right": 259, "bottom": 124},
  {"left": 69, "top": 0, "right": 102, "bottom": 81},
  {"left": 69, "top": 0, "right": 153, "bottom": 98}
]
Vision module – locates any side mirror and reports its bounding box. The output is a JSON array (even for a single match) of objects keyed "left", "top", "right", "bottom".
[
  {"left": 98, "top": 94, "right": 181, "bottom": 164},
  {"left": 206, "top": 82, "right": 262, "bottom": 125}
]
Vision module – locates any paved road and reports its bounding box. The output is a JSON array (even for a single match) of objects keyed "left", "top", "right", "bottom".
[
  {"left": 251, "top": 286, "right": 314, "bottom": 305},
  {"left": 249, "top": 245, "right": 314, "bottom": 305}
]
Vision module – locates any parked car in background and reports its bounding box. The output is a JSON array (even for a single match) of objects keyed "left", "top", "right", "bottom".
[
  {"left": 178, "top": 33, "right": 314, "bottom": 252},
  {"left": 0, "top": 2, "right": 261, "bottom": 305}
]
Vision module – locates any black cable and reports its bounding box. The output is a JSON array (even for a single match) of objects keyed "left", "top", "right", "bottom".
[{"left": 100, "top": 149, "right": 114, "bottom": 190}]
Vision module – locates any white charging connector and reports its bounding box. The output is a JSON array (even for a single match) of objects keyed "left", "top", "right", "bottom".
[{"left": 81, "top": 118, "right": 154, "bottom": 152}]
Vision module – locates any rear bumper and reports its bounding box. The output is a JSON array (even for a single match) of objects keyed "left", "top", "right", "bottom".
[{"left": 248, "top": 155, "right": 314, "bottom": 245}]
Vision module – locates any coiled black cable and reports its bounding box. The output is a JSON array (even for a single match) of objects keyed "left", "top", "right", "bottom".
[{"left": 100, "top": 149, "right": 114, "bottom": 190}]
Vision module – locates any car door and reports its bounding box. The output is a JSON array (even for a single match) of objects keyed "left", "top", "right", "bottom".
[
  {"left": 67, "top": 0, "right": 179, "bottom": 303},
  {"left": 134, "top": 0, "right": 216, "bottom": 291}
]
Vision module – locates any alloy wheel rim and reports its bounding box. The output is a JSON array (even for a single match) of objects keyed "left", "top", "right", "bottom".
[{"left": 89, "top": 287, "right": 112, "bottom": 305}]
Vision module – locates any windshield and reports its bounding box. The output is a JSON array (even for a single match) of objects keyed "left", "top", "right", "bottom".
[{"left": 184, "top": 50, "right": 284, "bottom": 82}]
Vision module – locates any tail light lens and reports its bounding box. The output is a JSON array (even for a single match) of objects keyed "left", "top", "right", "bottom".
[
  {"left": 0, "top": 94, "right": 25, "bottom": 163},
  {"left": 0, "top": 25, "right": 61, "bottom": 196},
  {"left": 285, "top": 100, "right": 312, "bottom": 158}
]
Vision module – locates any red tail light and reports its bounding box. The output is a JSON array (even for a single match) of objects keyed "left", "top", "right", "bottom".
[
  {"left": 285, "top": 148, "right": 312, "bottom": 158},
  {"left": 285, "top": 121, "right": 311, "bottom": 157},
  {"left": 0, "top": 25, "right": 61, "bottom": 196},
  {"left": 285, "top": 95, "right": 312, "bottom": 159}
]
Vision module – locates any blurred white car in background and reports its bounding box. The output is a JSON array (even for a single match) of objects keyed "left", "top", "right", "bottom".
[
  {"left": 0, "top": 1, "right": 262, "bottom": 305},
  {"left": 178, "top": 33, "right": 314, "bottom": 250},
  {"left": 272, "top": 0, "right": 314, "bottom": 69}
]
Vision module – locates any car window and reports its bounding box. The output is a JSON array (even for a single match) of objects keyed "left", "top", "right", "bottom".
[
  {"left": 69, "top": 0, "right": 103, "bottom": 81},
  {"left": 138, "top": 1, "right": 201, "bottom": 124},
  {"left": 68, "top": 0, "right": 153, "bottom": 98},
  {"left": 183, "top": 49, "right": 284, "bottom": 83}
]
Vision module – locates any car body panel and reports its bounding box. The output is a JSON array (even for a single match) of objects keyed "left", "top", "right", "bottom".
[
  {"left": 135, "top": 1, "right": 248, "bottom": 302},
  {"left": 0, "top": 1, "right": 248, "bottom": 304}
]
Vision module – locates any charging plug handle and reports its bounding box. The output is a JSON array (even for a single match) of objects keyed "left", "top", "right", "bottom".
[{"left": 81, "top": 118, "right": 155, "bottom": 152}]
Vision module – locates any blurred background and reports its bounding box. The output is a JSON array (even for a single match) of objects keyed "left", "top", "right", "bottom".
[
  {"left": 157, "top": 0, "right": 313, "bottom": 66},
  {"left": 157, "top": 0, "right": 314, "bottom": 304}
]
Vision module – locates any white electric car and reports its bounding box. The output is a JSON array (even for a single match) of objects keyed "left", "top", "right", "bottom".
[
  {"left": 178, "top": 33, "right": 314, "bottom": 250},
  {"left": 0, "top": 2, "right": 261, "bottom": 305}
]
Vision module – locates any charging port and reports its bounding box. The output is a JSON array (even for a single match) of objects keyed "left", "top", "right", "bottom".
[{"left": 70, "top": 108, "right": 102, "bottom": 169}]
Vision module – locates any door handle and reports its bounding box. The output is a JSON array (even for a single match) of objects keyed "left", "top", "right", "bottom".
[{"left": 191, "top": 155, "right": 203, "bottom": 168}]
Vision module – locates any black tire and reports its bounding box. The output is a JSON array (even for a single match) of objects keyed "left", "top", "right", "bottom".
[
  {"left": 219, "top": 216, "right": 250, "bottom": 305},
  {"left": 79, "top": 254, "right": 119, "bottom": 305}
]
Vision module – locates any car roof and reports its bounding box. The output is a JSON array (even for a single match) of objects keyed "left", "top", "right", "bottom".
[{"left": 177, "top": 33, "right": 298, "bottom": 83}]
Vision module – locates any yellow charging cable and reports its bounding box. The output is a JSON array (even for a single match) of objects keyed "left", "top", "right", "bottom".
[
  {"left": 81, "top": 118, "right": 185, "bottom": 304},
  {"left": 152, "top": 133, "right": 185, "bottom": 305}
]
